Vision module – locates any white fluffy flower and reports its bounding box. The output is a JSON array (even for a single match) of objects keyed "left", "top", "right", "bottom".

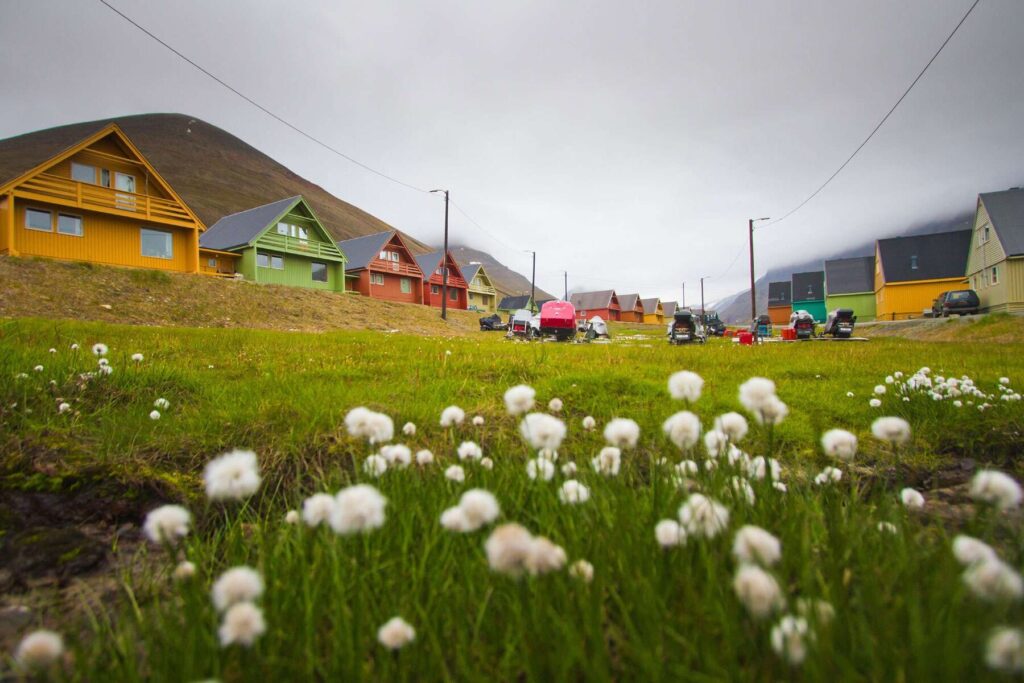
[
  {"left": 415, "top": 449, "right": 434, "bottom": 466},
  {"left": 480, "top": 457, "right": 494, "bottom": 470},
  {"left": 504, "top": 385, "right": 536, "bottom": 415},
  {"left": 952, "top": 535, "right": 997, "bottom": 566},
  {"left": 1000, "top": 377, "right": 1011, "bottom": 385},
  {"left": 771, "top": 615, "right": 810, "bottom": 665},
  {"left": 970, "top": 470, "right": 1023, "bottom": 511},
  {"left": 377, "top": 617, "right": 416, "bottom": 650},
  {"left": 662, "top": 411, "right": 701, "bottom": 450},
  {"left": 877, "top": 521, "right": 898, "bottom": 534},
  {"left": 869, "top": 398, "right": 882, "bottom": 408},
  {"left": 986, "top": 627, "right": 1024, "bottom": 673},
  {"left": 440, "top": 405, "right": 465, "bottom": 427},
  {"left": 739, "top": 377, "right": 777, "bottom": 413},
  {"left": 526, "top": 536, "right": 568, "bottom": 575},
  {"left": 457, "top": 441, "right": 483, "bottom": 461},
  {"left": 445, "top": 465, "right": 466, "bottom": 483},
  {"left": 677, "top": 460, "right": 699, "bottom": 476},
  {"left": 363, "top": 454, "right": 388, "bottom": 477},
  {"left": 582, "top": 415, "right": 596, "bottom": 430},
  {"left": 773, "top": 481, "right": 788, "bottom": 493},
  {"left": 173, "top": 560, "right": 196, "bottom": 581},
  {"left": 733, "top": 564, "right": 785, "bottom": 618},
  {"left": 796, "top": 598, "right": 835, "bottom": 626},
  {"left": 131, "top": 353, "right": 144, "bottom": 363},
  {"left": 821, "top": 429, "right": 857, "bottom": 462},
  {"left": 871, "top": 416, "right": 911, "bottom": 445},
  {"left": 753, "top": 396, "right": 788, "bottom": 426},
  {"left": 679, "top": 494, "right": 730, "bottom": 538},
  {"left": 732, "top": 525, "right": 781, "bottom": 566},
  {"left": 402, "top": 422, "right": 416, "bottom": 436},
  {"left": 548, "top": 397, "right": 563, "bottom": 413},
  {"left": 472, "top": 415, "right": 485, "bottom": 426},
  {"left": 569, "top": 559, "right": 595, "bottom": 583},
  {"left": 963, "top": 559, "right": 1024, "bottom": 602},
  {"left": 15, "top": 630, "right": 64, "bottom": 670},
  {"left": 211, "top": 566, "right": 264, "bottom": 612},
  {"left": 591, "top": 447, "right": 622, "bottom": 476},
  {"left": 899, "top": 488, "right": 925, "bottom": 509},
  {"left": 285, "top": 509, "right": 299, "bottom": 524},
  {"left": 668, "top": 370, "right": 704, "bottom": 402},
  {"left": 559, "top": 479, "right": 591, "bottom": 504},
  {"left": 218, "top": 602, "right": 266, "bottom": 647},
  {"left": 603, "top": 418, "right": 640, "bottom": 448},
  {"left": 70, "top": 343, "right": 79, "bottom": 350},
  {"left": 302, "top": 493, "right": 336, "bottom": 527},
  {"left": 58, "top": 402, "right": 71, "bottom": 414},
  {"left": 714, "top": 412, "right": 749, "bottom": 442},
  {"left": 655, "top": 519, "right": 686, "bottom": 547},
  {"left": 98, "top": 364, "right": 113, "bottom": 376},
  {"left": 330, "top": 484, "right": 387, "bottom": 534},
  {"left": 381, "top": 444, "right": 412, "bottom": 467},
  {"left": 561, "top": 462, "right": 578, "bottom": 476},
  {"left": 704, "top": 430, "right": 729, "bottom": 457},
  {"left": 874, "top": 384, "right": 887, "bottom": 396},
  {"left": 485, "top": 523, "right": 536, "bottom": 576},
  {"left": 91, "top": 343, "right": 108, "bottom": 356},
  {"left": 814, "top": 467, "right": 843, "bottom": 485},
  {"left": 457, "top": 489, "right": 501, "bottom": 529},
  {"left": 440, "top": 506, "right": 471, "bottom": 531},
  {"left": 154, "top": 397, "right": 170, "bottom": 410},
  {"left": 730, "top": 476, "right": 756, "bottom": 505},
  {"left": 526, "top": 458, "right": 555, "bottom": 481},
  {"left": 345, "top": 407, "right": 393, "bottom": 444},
  {"left": 204, "top": 450, "right": 261, "bottom": 501},
  {"left": 143, "top": 504, "right": 191, "bottom": 544},
  {"left": 520, "top": 413, "right": 567, "bottom": 451},
  {"left": 148, "top": 409, "right": 161, "bottom": 420}
]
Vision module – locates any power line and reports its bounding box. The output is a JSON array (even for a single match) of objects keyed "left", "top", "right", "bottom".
[
  {"left": 765, "top": 0, "right": 981, "bottom": 227},
  {"left": 96, "top": 0, "right": 430, "bottom": 194}
]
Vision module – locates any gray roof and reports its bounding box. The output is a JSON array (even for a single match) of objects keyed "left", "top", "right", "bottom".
[
  {"left": 792, "top": 271, "right": 825, "bottom": 302},
  {"left": 415, "top": 250, "right": 463, "bottom": 281},
  {"left": 461, "top": 263, "right": 482, "bottom": 282},
  {"left": 767, "top": 281, "right": 792, "bottom": 306},
  {"left": 877, "top": 230, "right": 972, "bottom": 283},
  {"left": 980, "top": 188, "right": 1024, "bottom": 257},
  {"left": 336, "top": 231, "right": 394, "bottom": 271},
  {"left": 662, "top": 301, "right": 678, "bottom": 317},
  {"left": 825, "top": 256, "right": 874, "bottom": 295},
  {"left": 498, "top": 295, "right": 532, "bottom": 310},
  {"left": 640, "top": 297, "right": 661, "bottom": 314},
  {"left": 618, "top": 293, "right": 641, "bottom": 312},
  {"left": 199, "top": 196, "right": 300, "bottom": 251},
  {"left": 570, "top": 290, "right": 617, "bottom": 310}
]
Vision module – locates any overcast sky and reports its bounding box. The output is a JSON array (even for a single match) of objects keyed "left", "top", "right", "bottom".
[{"left": 2, "top": 0, "right": 1022, "bottom": 303}]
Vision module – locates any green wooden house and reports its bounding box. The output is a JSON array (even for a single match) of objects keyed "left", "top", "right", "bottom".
[
  {"left": 200, "top": 196, "right": 346, "bottom": 291},
  {"left": 824, "top": 256, "right": 876, "bottom": 321},
  {"left": 791, "top": 270, "right": 826, "bottom": 322}
]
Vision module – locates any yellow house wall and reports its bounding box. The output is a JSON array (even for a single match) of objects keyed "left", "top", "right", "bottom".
[
  {"left": 875, "top": 278, "right": 966, "bottom": 320},
  {"left": 643, "top": 312, "right": 663, "bottom": 324},
  {"left": 47, "top": 145, "right": 174, "bottom": 201}
]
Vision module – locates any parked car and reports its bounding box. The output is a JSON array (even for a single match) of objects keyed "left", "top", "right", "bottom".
[
  {"left": 701, "top": 311, "right": 727, "bottom": 336},
  {"left": 478, "top": 314, "right": 507, "bottom": 331},
  {"left": 931, "top": 290, "right": 980, "bottom": 317}
]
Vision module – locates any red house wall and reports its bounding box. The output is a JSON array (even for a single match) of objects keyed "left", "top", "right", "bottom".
[
  {"left": 576, "top": 307, "right": 620, "bottom": 321},
  {"left": 423, "top": 281, "right": 468, "bottom": 309},
  {"left": 349, "top": 269, "right": 423, "bottom": 304}
]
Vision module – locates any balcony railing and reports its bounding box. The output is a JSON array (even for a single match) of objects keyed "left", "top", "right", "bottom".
[
  {"left": 369, "top": 259, "right": 422, "bottom": 277},
  {"left": 258, "top": 232, "right": 344, "bottom": 260},
  {"left": 16, "top": 173, "right": 196, "bottom": 227}
]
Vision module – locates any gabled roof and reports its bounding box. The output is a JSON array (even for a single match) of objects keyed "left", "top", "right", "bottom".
[
  {"left": 570, "top": 290, "right": 617, "bottom": 310},
  {"left": 415, "top": 250, "right": 465, "bottom": 283},
  {"left": 199, "top": 196, "right": 300, "bottom": 250},
  {"left": 640, "top": 297, "right": 661, "bottom": 314},
  {"left": 618, "top": 293, "right": 642, "bottom": 312},
  {"left": 877, "top": 230, "right": 972, "bottom": 283},
  {"left": 768, "top": 281, "right": 792, "bottom": 306},
  {"left": 498, "top": 295, "right": 532, "bottom": 310},
  {"left": 461, "top": 263, "right": 483, "bottom": 282},
  {"left": 337, "top": 231, "right": 398, "bottom": 271},
  {"left": 825, "top": 256, "right": 875, "bottom": 295},
  {"left": 980, "top": 188, "right": 1024, "bottom": 257},
  {"left": 662, "top": 301, "right": 678, "bottom": 317},
  {"left": 792, "top": 271, "right": 825, "bottom": 302}
]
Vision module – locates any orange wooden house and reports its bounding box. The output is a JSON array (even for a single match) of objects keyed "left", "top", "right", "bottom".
[
  {"left": 337, "top": 230, "right": 424, "bottom": 304},
  {"left": 616, "top": 293, "right": 645, "bottom": 322},
  {"left": 0, "top": 122, "right": 211, "bottom": 274}
]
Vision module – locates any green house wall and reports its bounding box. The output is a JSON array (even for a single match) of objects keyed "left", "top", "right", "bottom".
[
  {"left": 825, "top": 292, "right": 876, "bottom": 321},
  {"left": 237, "top": 247, "right": 345, "bottom": 292},
  {"left": 792, "top": 299, "right": 827, "bottom": 322}
]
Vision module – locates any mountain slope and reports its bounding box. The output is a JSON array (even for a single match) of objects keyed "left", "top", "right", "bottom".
[{"left": 449, "top": 245, "right": 553, "bottom": 301}]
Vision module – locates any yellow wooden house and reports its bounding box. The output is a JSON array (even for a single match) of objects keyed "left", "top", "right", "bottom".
[
  {"left": 640, "top": 297, "right": 664, "bottom": 324},
  {"left": 874, "top": 230, "right": 971, "bottom": 320},
  {"left": 0, "top": 122, "right": 209, "bottom": 274},
  {"left": 461, "top": 262, "right": 498, "bottom": 313}
]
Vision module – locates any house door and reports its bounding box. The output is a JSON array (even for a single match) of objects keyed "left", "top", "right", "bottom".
[{"left": 115, "top": 172, "right": 136, "bottom": 211}]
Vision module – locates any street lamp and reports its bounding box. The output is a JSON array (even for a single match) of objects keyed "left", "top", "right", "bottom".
[
  {"left": 430, "top": 189, "right": 449, "bottom": 320},
  {"left": 748, "top": 217, "right": 770, "bottom": 324}
]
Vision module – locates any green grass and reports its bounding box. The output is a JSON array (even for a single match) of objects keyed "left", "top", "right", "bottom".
[{"left": 2, "top": 317, "right": 1024, "bottom": 680}]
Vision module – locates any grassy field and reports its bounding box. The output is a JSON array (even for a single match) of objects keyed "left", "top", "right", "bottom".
[{"left": 2, "top": 316, "right": 1024, "bottom": 680}]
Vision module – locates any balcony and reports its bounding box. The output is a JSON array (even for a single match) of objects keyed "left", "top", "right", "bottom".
[
  {"left": 258, "top": 232, "right": 345, "bottom": 260},
  {"left": 369, "top": 259, "right": 422, "bottom": 277},
  {"left": 15, "top": 173, "right": 197, "bottom": 228}
]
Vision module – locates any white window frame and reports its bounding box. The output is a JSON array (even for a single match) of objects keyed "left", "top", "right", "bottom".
[
  {"left": 981, "top": 225, "right": 991, "bottom": 245},
  {"left": 371, "top": 272, "right": 384, "bottom": 285},
  {"left": 56, "top": 212, "right": 83, "bottom": 237},
  {"left": 71, "top": 162, "right": 97, "bottom": 184},
  {"left": 24, "top": 207, "right": 53, "bottom": 232},
  {"left": 140, "top": 227, "right": 174, "bottom": 260}
]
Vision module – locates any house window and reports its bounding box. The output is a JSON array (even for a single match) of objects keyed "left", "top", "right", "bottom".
[
  {"left": 980, "top": 225, "right": 991, "bottom": 245},
  {"left": 277, "top": 222, "right": 310, "bottom": 240},
  {"left": 57, "top": 213, "right": 83, "bottom": 236},
  {"left": 25, "top": 208, "right": 52, "bottom": 232},
  {"left": 992, "top": 266, "right": 999, "bottom": 285},
  {"left": 910, "top": 255, "right": 918, "bottom": 270},
  {"left": 101, "top": 169, "right": 110, "bottom": 187},
  {"left": 431, "top": 284, "right": 440, "bottom": 295},
  {"left": 379, "top": 251, "right": 400, "bottom": 262},
  {"left": 71, "top": 162, "right": 96, "bottom": 184},
  {"left": 257, "top": 253, "right": 270, "bottom": 268},
  {"left": 271, "top": 255, "right": 283, "bottom": 269},
  {"left": 371, "top": 272, "right": 384, "bottom": 285},
  {"left": 311, "top": 262, "right": 328, "bottom": 282},
  {"left": 257, "top": 253, "right": 283, "bottom": 269},
  {"left": 400, "top": 277, "right": 411, "bottom": 293},
  {"left": 140, "top": 228, "right": 173, "bottom": 259},
  {"left": 208, "top": 258, "right": 217, "bottom": 268},
  {"left": 450, "top": 288, "right": 458, "bottom": 301}
]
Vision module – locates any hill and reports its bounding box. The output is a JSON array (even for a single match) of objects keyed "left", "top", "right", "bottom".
[{"left": 449, "top": 245, "right": 553, "bottom": 301}]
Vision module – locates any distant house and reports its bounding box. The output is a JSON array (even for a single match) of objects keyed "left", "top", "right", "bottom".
[
  {"left": 825, "top": 256, "right": 876, "bottom": 321},
  {"left": 498, "top": 294, "right": 534, "bottom": 315},
  {"left": 199, "top": 196, "right": 346, "bottom": 290},
  {"left": 617, "top": 294, "right": 645, "bottom": 322},
  {"left": 570, "top": 290, "right": 621, "bottom": 321},
  {"left": 791, "top": 271, "right": 826, "bottom": 322},
  {"left": 338, "top": 230, "right": 423, "bottom": 303},
  {"left": 641, "top": 297, "right": 664, "bottom": 324},
  {"left": 461, "top": 263, "right": 498, "bottom": 313},
  {"left": 966, "top": 188, "right": 1024, "bottom": 313},
  {"left": 415, "top": 250, "right": 468, "bottom": 310},
  {"left": 875, "top": 230, "right": 971, "bottom": 320},
  {"left": 767, "top": 281, "right": 792, "bottom": 325},
  {"left": 662, "top": 301, "right": 678, "bottom": 318},
  {"left": 0, "top": 122, "right": 206, "bottom": 273}
]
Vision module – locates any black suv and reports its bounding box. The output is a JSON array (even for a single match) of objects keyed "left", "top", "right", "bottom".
[{"left": 931, "top": 290, "right": 980, "bottom": 317}]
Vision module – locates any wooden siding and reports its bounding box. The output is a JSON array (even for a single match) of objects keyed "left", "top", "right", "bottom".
[
  {"left": 825, "top": 292, "right": 876, "bottom": 321},
  {"left": 423, "top": 281, "right": 468, "bottom": 309},
  {"left": 791, "top": 299, "right": 826, "bottom": 322},
  {"left": 966, "top": 199, "right": 1017, "bottom": 311},
  {"left": 642, "top": 312, "right": 664, "bottom": 324},
  {"left": 236, "top": 247, "right": 344, "bottom": 292},
  {"left": 467, "top": 289, "right": 496, "bottom": 313},
  {"left": 199, "top": 249, "right": 238, "bottom": 277},
  {"left": 348, "top": 269, "right": 422, "bottom": 304},
  {"left": 9, "top": 198, "right": 197, "bottom": 272},
  {"left": 767, "top": 305, "right": 791, "bottom": 325},
  {"left": 875, "top": 278, "right": 966, "bottom": 320}
]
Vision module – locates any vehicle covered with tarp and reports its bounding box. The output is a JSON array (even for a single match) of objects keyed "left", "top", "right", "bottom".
[
  {"left": 701, "top": 311, "right": 726, "bottom": 336},
  {"left": 539, "top": 301, "right": 577, "bottom": 341},
  {"left": 478, "top": 314, "right": 508, "bottom": 331},
  {"left": 789, "top": 309, "right": 816, "bottom": 339},
  {"left": 668, "top": 308, "right": 706, "bottom": 345},
  {"left": 823, "top": 308, "right": 856, "bottom": 338},
  {"left": 584, "top": 315, "right": 610, "bottom": 340},
  {"left": 507, "top": 309, "right": 535, "bottom": 338}
]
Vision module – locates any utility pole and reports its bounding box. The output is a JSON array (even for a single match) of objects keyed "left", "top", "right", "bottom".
[
  {"left": 430, "top": 189, "right": 450, "bottom": 320},
  {"left": 563, "top": 271, "right": 568, "bottom": 301},
  {"left": 700, "top": 277, "right": 705, "bottom": 317},
  {"left": 530, "top": 251, "right": 537, "bottom": 314},
  {"left": 682, "top": 282, "right": 685, "bottom": 308},
  {"left": 748, "top": 217, "right": 770, "bottom": 337}
]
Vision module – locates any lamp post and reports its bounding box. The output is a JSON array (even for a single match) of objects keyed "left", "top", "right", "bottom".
[
  {"left": 527, "top": 250, "right": 537, "bottom": 314},
  {"left": 748, "top": 217, "right": 770, "bottom": 339},
  {"left": 700, "top": 276, "right": 707, "bottom": 317},
  {"left": 430, "top": 189, "right": 449, "bottom": 320}
]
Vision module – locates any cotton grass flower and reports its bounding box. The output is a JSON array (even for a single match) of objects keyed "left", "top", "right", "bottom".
[
  {"left": 873, "top": 384, "right": 886, "bottom": 396},
  {"left": 143, "top": 504, "right": 191, "bottom": 544},
  {"left": 738, "top": 376, "right": 777, "bottom": 411},
  {"left": 381, "top": 444, "right": 412, "bottom": 467},
  {"left": 548, "top": 397, "right": 563, "bottom": 412},
  {"left": 285, "top": 510, "right": 299, "bottom": 524},
  {"left": 70, "top": 343, "right": 79, "bottom": 351},
  {"left": 963, "top": 559, "right": 1024, "bottom": 602},
  {"left": 472, "top": 415, "right": 485, "bottom": 426},
  {"left": 714, "top": 412, "right": 748, "bottom": 442},
  {"left": 363, "top": 454, "right": 388, "bottom": 477},
  {"left": 732, "top": 525, "right": 781, "bottom": 566},
  {"left": 131, "top": 353, "right": 144, "bottom": 363},
  {"left": 952, "top": 535, "right": 997, "bottom": 566},
  {"left": 526, "top": 458, "right": 555, "bottom": 481},
  {"left": 821, "top": 429, "right": 857, "bottom": 462},
  {"left": 218, "top": 602, "right": 266, "bottom": 647},
  {"left": 662, "top": 411, "right": 701, "bottom": 450},
  {"left": 603, "top": 418, "right": 640, "bottom": 448},
  {"left": 733, "top": 564, "right": 785, "bottom": 619},
  {"left": 211, "top": 566, "right": 264, "bottom": 612},
  {"left": 899, "top": 488, "right": 925, "bottom": 509},
  {"left": 402, "top": 422, "right": 416, "bottom": 436},
  {"left": 91, "top": 343, "right": 108, "bottom": 356},
  {"left": 33, "top": 365, "right": 43, "bottom": 372},
  {"left": 15, "top": 629, "right": 64, "bottom": 671},
  {"left": 526, "top": 536, "right": 567, "bottom": 575},
  {"left": 445, "top": 465, "right": 466, "bottom": 483},
  {"left": 814, "top": 467, "right": 843, "bottom": 485},
  {"left": 559, "top": 479, "right": 590, "bottom": 504},
  {"left": 868, "top": 398, "right": 882, "bottom": 408},
  {"left": 582, "top": 415, "right": 596, "bottom": 430},
  {"left": 668, "top": 370, "right": 704, "bottom": 402},
  {"left": 569, "top": 559, "right": 595, "bottom": 583},
  {"left": 704, "top": 429, "right": 728, "bottom": 457},
  {"left": 877, "top": 521, "right": 898, "bottom": 535},
  {"left": 440, "top": 506, "right": 471, "bottom": 531},
  {"left": 796, "top": 598, "right": 835, "bottom": 626},
  {"left": 591, "top": 447, "right": 621, "bottom": 476},
  {"left": 561, "top": 462, "right": 578, "bottom": 476},
  {"left": 154, "top": 397, "right": 170, "bottom": 410},
  {"left": 457, "top": 441, "right": 483, "bottom": 461},
  {"left": 655, "top": 519, "right": 686, "bottom": 548},
  {"left": 330, "top": 484, "right": 387, "bottom": 535},
  {"left": 504, "top": 384, "right": 536, "bottom": 415},
  {"left": 149, "top": 409, "right": 160, "bottom": 420},
  {"left": 377, "top": 617, "right": 416, "bottom": 650},
  {"left": 770, "top": 615, "right": 810, "bottom": 665},
  {"left": 871, "top": 416, "right": 911, "bottom": 445},
  {"left": 679, "top": 494, "right": 730, "bottom": 538},
  {"left": 440, "top": 405, "right": 465, "bottom": 427},
  {"left": 480, "top": 457, "right": 494, "bottom": 470},
  {"left": 519, "top": 413, "right": 567, "bottom": 451},
  {"left": 753, "top": 396, "right": 788, "bottom": 426},
  {"left": 98, "top": 364, "right": 113, "bottom": 376},
  {"left": 456, "top": 489, "right": 501, "bottom": 530},
  {"left": 302, "top": 493, "right": 336, "bottom": 527},
  {"left": 986, "top": 627, "right": 1024, "bottom": 673},
  {"left": 415, "top": 449, "right": 435, "bottom": 465},
  {"left": 485, "top": 523, "right": 536, "bottom": 577},
  {"left": 58, "top": 402, "right": 71, "bottom": 414},
  {"left": 345, "top": 407, "right": 394, "bottom": 444},
  {"left": 173, "top": 560, "right": 196, "bottom": 581},
  {"left": 970, "top": 470, "right": 1023, "bottom": 511}
]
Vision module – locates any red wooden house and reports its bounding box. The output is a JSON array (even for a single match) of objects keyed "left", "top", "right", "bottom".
[
  {"left": 415, "top": 250, "right": 468, "bottom": 309},
  {"left": 616, "top": 293, "right": 645, "bottom": 322},
  {"left": 337, "top": 230, "right": 424, "bottom": 304},
  {"left": 570, "top": 290, "right": 622, "bottom": 321}
]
